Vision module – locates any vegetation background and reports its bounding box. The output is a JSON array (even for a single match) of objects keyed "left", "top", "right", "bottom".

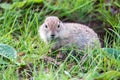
[{"left": 0, "top": 0, "right": 120, "bottom": 80}]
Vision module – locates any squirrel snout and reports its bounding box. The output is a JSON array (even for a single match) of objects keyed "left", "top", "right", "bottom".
[{"left": 50, "top": 34, "right": 55, "bottom": 38}]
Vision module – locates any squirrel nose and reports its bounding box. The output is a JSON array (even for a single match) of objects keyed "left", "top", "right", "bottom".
[{"left": 51, "top": 34, "right": 55, "bottom": 38}]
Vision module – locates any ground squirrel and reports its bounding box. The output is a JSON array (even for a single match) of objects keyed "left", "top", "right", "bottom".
[{"left": 38, "top": 16, "right": 101, "bottom": 51}]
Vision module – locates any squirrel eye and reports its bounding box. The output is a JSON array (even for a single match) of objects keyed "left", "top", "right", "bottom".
[
  {"left": 58, "top": 24, "right": 60, "bottom": 28},
  {"left": 45, "top": 25, "right": 48, "bottom": 28}
]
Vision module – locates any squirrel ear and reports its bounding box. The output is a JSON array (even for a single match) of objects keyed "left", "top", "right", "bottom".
[
  {"left": 59, "top": 20, "right": 64, "bottom": 27},
  {"left": 59, "top": 20, "right": 62, "bottom": 23}
]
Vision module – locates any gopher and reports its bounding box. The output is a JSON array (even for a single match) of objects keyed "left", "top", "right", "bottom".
[{"left": 38, "top": 16, "right": 100, "bottom": 51}]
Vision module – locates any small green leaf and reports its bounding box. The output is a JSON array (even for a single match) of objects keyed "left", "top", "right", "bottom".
[
  {"left": 0, "top": 3, "right": 12, "bottom": 10},
  {"left": 0, "top": 0, "right": 43, "bottom": 10},
  {"left": 102, "top": 48, "right": 120, "bottom": 59},
  {"left": 83, "top": 70, "right": 100, "bottom": 80},
  {"left": 0, "top": 44, "right": 17, "bottom": 61},
  {"left": 96, "top": 71, "right": 120, "bottom": 80},
  {"left": 12, "top": 1, "right": 26, "bottom": 8},
  {"left": 12, "top": 0, "right": 43, "bottom": 9}
]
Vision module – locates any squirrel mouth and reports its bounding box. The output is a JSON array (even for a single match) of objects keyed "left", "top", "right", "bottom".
[
  {"left": 49, "top": 37, "right": 58, "bottom": 43},
  {"left": 51, "top": 38, "right": 56, "bottom": 42}
]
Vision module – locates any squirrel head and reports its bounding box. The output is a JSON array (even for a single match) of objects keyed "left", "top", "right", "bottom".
[{"left": 41, "top": 16, "right": 63, "bottom": 43}]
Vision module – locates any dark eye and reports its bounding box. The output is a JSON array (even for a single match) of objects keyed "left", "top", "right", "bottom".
[
  {"left": 58, "top": 24, "right": 60, "bottom": 28},
  {"left": 45, "top": 25, "right": 48, "bottom": 28}
]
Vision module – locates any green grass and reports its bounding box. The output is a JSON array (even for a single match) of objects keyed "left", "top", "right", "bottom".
[{"left": 0, "top": 0, "right": 120, "bottom": 80}]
